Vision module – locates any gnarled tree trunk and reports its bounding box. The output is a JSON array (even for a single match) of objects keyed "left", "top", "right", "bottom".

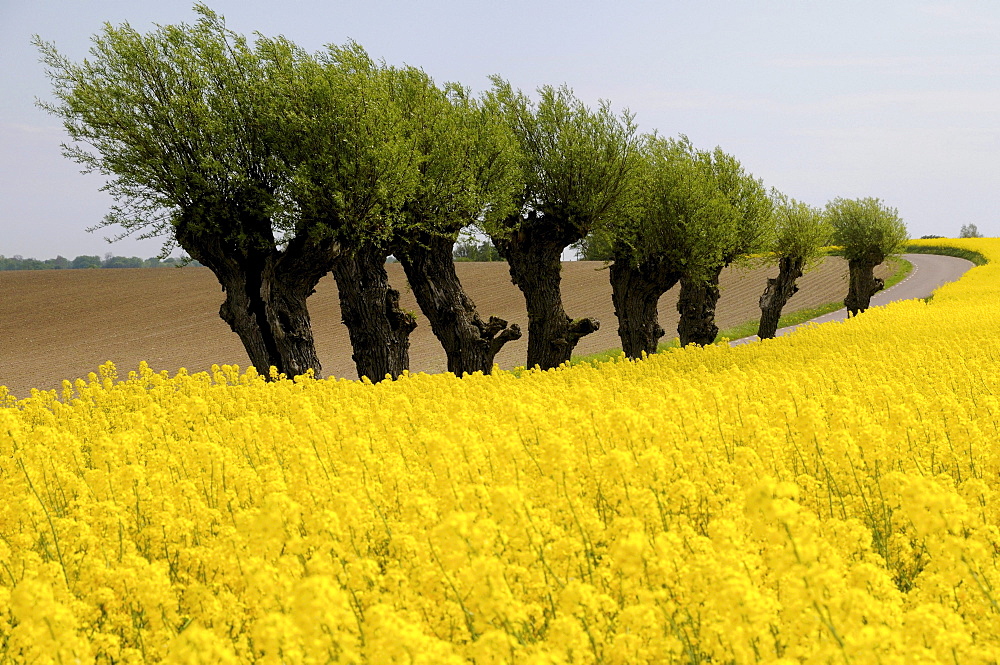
[
  {"left": 494, "top": 226, "right": 599, "bottom": 370},
  {"left": 610, "top": 256, "right": 681, "bottom": 359},
  {"left": 176, "top": 212, "right": 335, "bottom": 379},
  {"left": 757, "top": 255, "right": 805, "bottom": 339},
  {"left": 215, "top": 261, "right": 321, "bottom": 378},
  {"left": 395, "top": 232, "right": 520, "bottom": 375},
  {"left": 332, "top": 243, "right": 416, "bottom": 382},
  {"left": 677, "top": 266, "right": 724, "bottom": 347},
  {"left": 845, "top": 258, "right": 884, "bottom": 317}
]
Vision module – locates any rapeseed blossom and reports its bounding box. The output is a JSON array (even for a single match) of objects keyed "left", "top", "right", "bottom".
[{"left": 1, "top": 238, "right": 999, "bottom": 663}]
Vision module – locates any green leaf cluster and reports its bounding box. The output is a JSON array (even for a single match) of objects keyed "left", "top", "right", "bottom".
[
  {"left": 390, "top": 75, "right": 520, "bottom": 241},
  {"left": 613, "top": 135, "right": 772, "bottom": 283},
  {"left": 827, "top": 197, "right": 908, "bottom": 264},
  {"left": 35, "top": 4, "right": 520, "bottom": 258},
  {"left": 486, "top": 79, "right": 640, "bottom": 240},
  {"left": 261, "top": 38, "right": 421, "bottom": 249},
  {"left": 768, "top": 193, "right": 832, "bottom": 268},
  {"left": 35, "top": 5, "right": 283, "bottom": 250}
]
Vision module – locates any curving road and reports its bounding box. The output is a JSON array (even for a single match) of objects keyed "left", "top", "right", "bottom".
[{"left": 733, "top": 253, "right": 975, "bottom": 345}]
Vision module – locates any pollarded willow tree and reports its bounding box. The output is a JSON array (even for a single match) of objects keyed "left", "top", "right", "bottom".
[
  {"left": 36, "top": 6, "right": 416, "bottom": 379},
  {"left": 674, "top": 141, "right": 773, "bottom": 347},
  {"left": 389, "top": 76, "right": 524, "bottom": 376},
  {"left": 756, "top": 195, "right": 832, "bottom": 339},
  {"left": 607, "top": 135, "right": 736, "bottom": 358},
  {"left": 827, "top": 197, "right": 908, "bottom": 316},
  {"left": 486, "top": 78, "right": 640, "bottom": 370}
]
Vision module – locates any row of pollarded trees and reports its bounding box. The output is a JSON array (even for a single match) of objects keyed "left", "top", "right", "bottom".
[
  {"left": 37, "top": 6, "right": 907, "bottom": 380},
  {"left": 39, "top": 8, "right": 524, "bottom": 381},
  {"left": 588, "top": 137, "right": 908, "bottom": 358}
]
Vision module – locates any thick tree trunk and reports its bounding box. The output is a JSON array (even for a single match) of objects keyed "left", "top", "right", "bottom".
[
  {"left": 331, "top": 244, "right": 416, "bottom": 381},
  {"left": 757, "top": 256, "right": 805, "bottom": 339},
  {"left": 215, "top": 261, "right": 321, "bottom": 378},
  {"left": 677, "top": 266, "right": 725, "bottom": 347},
  {"left": 175, "top": 213, "right": 334, "bottom": 379},
  {"left": 845, "top": 259, "right": 885, "bottom": 317},
  {"left": 396, "top": 233, "right": 521, "bottom": 375},
  {"left": 494, "top": 231, "right": 599, "bottom": 370},
  {"left": 610, "top": 256, "right": 681, "bottom": 359}
]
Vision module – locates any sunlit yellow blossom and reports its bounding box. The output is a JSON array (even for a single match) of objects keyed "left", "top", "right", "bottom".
[{"left": 0, "top": 238, "right": 999, "bottom": 662}]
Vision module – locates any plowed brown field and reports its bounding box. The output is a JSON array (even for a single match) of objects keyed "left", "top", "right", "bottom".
[{"left": 0, "top": 257, "right": 892, "bottom": 397}]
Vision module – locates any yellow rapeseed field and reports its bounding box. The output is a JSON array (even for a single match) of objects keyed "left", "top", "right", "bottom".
[{"left": 2, "top": 239, "right": 999, "bottom": 664}]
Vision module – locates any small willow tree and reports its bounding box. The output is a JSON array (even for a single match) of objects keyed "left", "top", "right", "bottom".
[
  {"left": 675, "top": 144, "right": 773, "bottom": 346},
  {"left": 757, "top": 195, "right": 832, "bottom": 339},
  {"left": 486, "top": 79, "right": 640, "bottom": 370},
  {"left": 827, "top": 197, "right": 908, "bottom": 316}
]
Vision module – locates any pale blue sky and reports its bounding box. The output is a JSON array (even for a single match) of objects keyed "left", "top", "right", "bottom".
[{"left": 2, "top": 0, "right": 999, "bottom": 258}]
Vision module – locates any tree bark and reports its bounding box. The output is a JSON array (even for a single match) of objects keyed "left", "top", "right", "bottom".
[
  {"left": 175, "top": 212, "right": 335, "bottom": 379},
  {"left": 610, "top": 256, "right": 681, "bottom": 359},
  {"left": 677, "top": 266, "right": 725, "bottom": 347},
  {"left": 757, "top": 255, "right": 805, "bottom": 339},
  {"left": 395, "top": 233, "right": 521, "bottom": 375},
  {"left": 213, "top": 260, "right": 322, "bottom": 378},
  {"left": 331, "top": 244, "right": 416, "bottom": 381},
  {"left": 493, "top": 224, "right": 599, "bottom": 370},
  {"left": 845, "top": 258, "right": 885, "bottom": 317}
]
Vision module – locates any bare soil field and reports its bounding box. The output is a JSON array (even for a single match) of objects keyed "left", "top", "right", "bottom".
[{"left": 0, "top": 257, "right": 891, "bottom": 397}]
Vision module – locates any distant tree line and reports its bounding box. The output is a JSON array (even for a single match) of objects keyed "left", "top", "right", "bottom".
[
  {"left": 0, "top": 254, "right": 198, "bottom": 270},
  {"left": 453, "top": 237, "right": 502, "bottom": 262},
  {"left": 37, "top": 4, "right": 909, "bottom": 380}
]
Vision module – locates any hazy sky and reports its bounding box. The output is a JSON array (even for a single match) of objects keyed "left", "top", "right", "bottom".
[{"left": 2, "top": 0, "right": 999, "bottom": 259}]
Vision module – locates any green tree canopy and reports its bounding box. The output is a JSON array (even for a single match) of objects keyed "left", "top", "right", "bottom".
[
  {"left": 487, "top": 79, "right": 639, "bottom": 242},
  {"left": 768, "top": 194, "right": 832, "bottom": 266},
  {"left": 607, "top": 135, "right": 772, "bottom": 353},
  {"left": 959, "top": 223, "right": 983, "bottom": 238},
  {"left": 615, "top": 136, "right": 739, "bottom": 279},
  {"left": 827, "top": 197, "right": 908, "bottom": 264},
  {"left": 384, "top": 69, "right": 523, "bottom": 376},
  {"left": 756, "top": 194, "right": 832, "bottom": 339}
]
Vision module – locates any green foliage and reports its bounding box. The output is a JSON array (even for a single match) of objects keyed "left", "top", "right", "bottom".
[
  {"left": 486, "top": 78, "right": 639, "bottom": 240},
  {"left": 827, "top": 197, "right": 908, "bottom": 264},
  {"left": 573, "top": 232, "right": 615, "bottom": 261},
  {"left": 389, "top": 74, "right": 520, "bottom": 242},
  {"left": 71, "top": 255, "right": 101, "bottom": 269},
  {"left": 705, "top": 146, "right": 773, "bottom": 264},
  {"left": 615, "top": 135, "right": 733, "bottom": 277},
  {"left": 37, "top": 4, "right": 447, "bottom": 267},
  {"left": 768, "top": 193, "right": 832, "bottom": 267},
  {"left": 35, "top": 4, "right": 286, "bottom": 252},
  {"left": 262, "top": 38, "right": 420, "bottom": 249},
  {"left": 612, "top": 135, "right": 771, "bottom": 282},
  {"left": 905, "top": 244, "right": 988, "bottom": 266},
  {"left": 959, "top": 223, "right": 983, "bottom": 239},
  {"left": 0, "top": 255, "right": 60, "bottom": 270},
  {"left": 0, "top": 254, "right": 195, "bottom": 270}
]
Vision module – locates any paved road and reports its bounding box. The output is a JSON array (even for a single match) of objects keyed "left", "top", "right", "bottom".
[{"left": 732, "top": 253, "right": 975, "bottom": 345}]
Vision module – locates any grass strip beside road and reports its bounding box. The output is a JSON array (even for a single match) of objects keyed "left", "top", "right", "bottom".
[
  {"left": 570, "top": 256, "right": 913, "bottom": 367},
  {"left": 904, "top": 243, "right": 987, "bottom": 266}
]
